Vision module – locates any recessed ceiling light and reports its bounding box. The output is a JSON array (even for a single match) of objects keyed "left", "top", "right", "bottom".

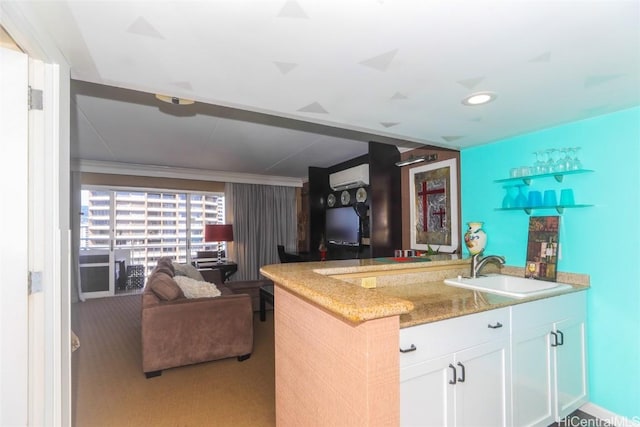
[
  {"left": 155, "top": 94, "right": 195, "bottom": 105},
  {"left": 462, "top": 91, "right": 497, "bottom": 106}
]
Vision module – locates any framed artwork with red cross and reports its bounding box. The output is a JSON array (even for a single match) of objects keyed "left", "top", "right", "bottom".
[{"left": 409, "top": 158, "right": 459, "bottom": 253}]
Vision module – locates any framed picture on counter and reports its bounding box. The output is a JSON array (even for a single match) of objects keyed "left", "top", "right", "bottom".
[
  {"left": 525, "top": 215, "right": 560, "bottom": 282},
  {"left": 409, "top": 158, "right": 458, "bottom": 253}
]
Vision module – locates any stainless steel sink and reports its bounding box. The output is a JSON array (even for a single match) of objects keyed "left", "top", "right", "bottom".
[{"left": 444, "top": 274, "right": 572, "bottom": 299}]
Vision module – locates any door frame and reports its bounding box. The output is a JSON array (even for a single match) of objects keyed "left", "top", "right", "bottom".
[{"left": 1, "top": 4, "right": 72, "bottom": 425}]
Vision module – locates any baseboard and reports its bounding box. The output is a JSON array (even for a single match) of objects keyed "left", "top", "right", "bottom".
[{"left": 581, "top": 402, "right": 640, "bottom": 427}]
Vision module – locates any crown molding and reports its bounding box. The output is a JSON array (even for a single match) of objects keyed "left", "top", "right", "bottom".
[{"left": 72, "top": 159, "right": 304, "bottom": 188}]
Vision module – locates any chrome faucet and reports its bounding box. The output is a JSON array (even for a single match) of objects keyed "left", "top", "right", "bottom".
[{"left": 470, "top": 253, "right": 505, "bottom": 278}]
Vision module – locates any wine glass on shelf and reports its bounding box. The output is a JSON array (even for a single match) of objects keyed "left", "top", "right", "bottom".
[
  {"left": 546, "top": 149, "right": 557, "bottom": 173},
  {"left": 572, "top": 147, "right": 582, "bottom": 170},
  {"left": 555, "top": 148, "right": 567, "bottom": 173},
  {"left": 514, "top": 186, "right": 527, "bottom": 208},
  {"left": 502, "top": 187, "right": 516, "bottom": 209},
  {"left": 533, "top": 151, "right": 545, "bottom": 175},
  {"left": 563, "top": 147, "right": 574, "bottom": 171},
  {"left": 537, "top": 150, "right": 549, "bottom": 174}
]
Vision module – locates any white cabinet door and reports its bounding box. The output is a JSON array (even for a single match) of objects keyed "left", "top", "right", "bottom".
[
  {"left": 400, "top": 340, "right": 510, "bottom": 427},
  {"left": 401, "top": 354, "right": 454, "bottom": 427},
  {"left": 511, "top": 291, "right": 588, "bottom": 425},
  {"left": 512, "top": 324, "right": 554, "bottom": 427},
  {"left": 454, "top": 339, "right": 511, "bottom": 427},
  {"left": 554, "top": 317, "right": 588, "bottom": 419}
]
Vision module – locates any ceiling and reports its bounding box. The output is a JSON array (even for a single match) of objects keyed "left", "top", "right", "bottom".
[{"left": 10, "top": 0, "right": 640, "bottom": 182}]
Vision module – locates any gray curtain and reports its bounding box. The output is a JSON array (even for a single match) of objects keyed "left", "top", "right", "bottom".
[
  {"left": 225, "top": 183, "right": 297, "bottom": 280},
  {"left": 70, "top": 171, "right": 84, "bottom": 302}
]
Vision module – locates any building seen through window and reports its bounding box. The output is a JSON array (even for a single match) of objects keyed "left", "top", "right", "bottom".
[{"left": 80, "top": 188, "right": 225, "bottom": 275}]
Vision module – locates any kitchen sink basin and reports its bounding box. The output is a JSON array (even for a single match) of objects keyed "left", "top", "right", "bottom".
[{"left": 444, "top": 274, "right": 573, "bottom": 299}]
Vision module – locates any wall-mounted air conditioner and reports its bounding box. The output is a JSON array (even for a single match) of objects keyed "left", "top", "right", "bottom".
[{"left": 329, "top": 164, "right": 369, "bottom": 191}]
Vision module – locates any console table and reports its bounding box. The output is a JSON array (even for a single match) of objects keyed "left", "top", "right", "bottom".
[
  {"left": 193, "top": 259, "right": 238, "bottom": 282},
  {"left": 259, "top": 284, "right": 274, "bottom": 321}
]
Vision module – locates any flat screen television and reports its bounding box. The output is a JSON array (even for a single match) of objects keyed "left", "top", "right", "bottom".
[{"left": 326, "top": 206, "right": 360, "bottom": 245}]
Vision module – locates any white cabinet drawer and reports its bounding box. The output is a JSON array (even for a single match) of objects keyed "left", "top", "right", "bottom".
[
  {"left": 399, "top": 308, "right": 510, "bottom": 367},
  {"left": 511, "top": 292, "right": 586, "bottom": 332}
]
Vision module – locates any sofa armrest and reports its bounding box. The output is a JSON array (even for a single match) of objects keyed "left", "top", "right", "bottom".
[{"left": 141, "top": 294, "right": 253, "bottom": 373}]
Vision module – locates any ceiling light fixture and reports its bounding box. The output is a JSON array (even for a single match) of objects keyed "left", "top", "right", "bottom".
[
  {"left": 395, "top": 153, "right": 438, "bottom": 167},
  {"left": 462, "top": 91, "right": 497, "bottom": 106},
  {"left": 155, "top": 94, "right": 195, "bottom": 105}
]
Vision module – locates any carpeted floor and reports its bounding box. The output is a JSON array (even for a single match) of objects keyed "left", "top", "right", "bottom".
[{"left": 71, "top": 294, "right": 275, "bottom": 427}]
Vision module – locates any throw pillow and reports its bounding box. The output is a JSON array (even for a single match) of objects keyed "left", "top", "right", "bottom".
[
  {"left": 173, "top": 263, "right": 205, "bottom": 281},
  {"left": 174, "top": 275, "right": 222, "bottom": 299},
  {"left": 149, "top": 272, "right": 184, "bottom": 301}
]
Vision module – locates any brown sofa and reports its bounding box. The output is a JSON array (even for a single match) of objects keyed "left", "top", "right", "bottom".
[{"left": 141, "top": 257, "right": 270, "bottom": 378}]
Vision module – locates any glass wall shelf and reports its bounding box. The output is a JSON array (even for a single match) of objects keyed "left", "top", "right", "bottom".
[
  {"left": 495, "top": 169, "right": 594, "bottom": 186},
  {"left": 496, "top": 204, "right": 594, "bottom": 215}
]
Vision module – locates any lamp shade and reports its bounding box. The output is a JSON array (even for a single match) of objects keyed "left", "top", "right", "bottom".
[{"left": 204, "top": 224, "right": 233, "bottom": 242}]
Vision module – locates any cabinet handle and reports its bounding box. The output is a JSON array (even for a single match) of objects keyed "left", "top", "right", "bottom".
[
  {"left": 488, "top": 322, "right": 503, "bottom": 329},
  {"left": 399, "top": 344, "right": 417, "bottom": 353},
  {"left": 457, "top": 362, "right": 466, "bottom": 383},
  {"left": 448, "top": 364, "right": 457, "bottom": 384},
  {"left": 557, "top": 329, "right": 564, "bottom": 346},
  {"left": 550, "top": 331, "right": 558, "bottom": 347}
]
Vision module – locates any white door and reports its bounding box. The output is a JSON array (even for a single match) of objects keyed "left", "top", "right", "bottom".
[
  {"left": 0, "top": 45, "right": 29, "bottom": 426},
  {"left": 400, "top": 354, "right": 455, "bottom": 427},
  {"left": 511, "top": 323, "right": 554, "bottom": 427},
  {"left": 454, "top": 339, "right": 510, "bottom": 427},
  {"left": 554, "top": 318, "right": 588, "bottom": 419}
]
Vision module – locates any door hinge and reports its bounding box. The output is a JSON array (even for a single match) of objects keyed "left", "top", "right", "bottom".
[
  {"left": 28, "top": 86, "right": 43, "bottom": 110},
  {"left": 28, "top": 271, "right": 43, "bottom": 294}
]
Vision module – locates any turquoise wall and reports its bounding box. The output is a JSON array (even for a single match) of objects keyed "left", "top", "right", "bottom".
[{"left": 460, "top": 107, "right": 640, "bottom": 419}]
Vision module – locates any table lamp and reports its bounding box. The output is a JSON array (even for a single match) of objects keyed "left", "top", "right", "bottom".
[{"left": 204, "top": 224, "right": 233, "bottom": 264}]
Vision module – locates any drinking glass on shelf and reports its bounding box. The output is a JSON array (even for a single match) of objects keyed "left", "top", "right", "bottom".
[
  {"left": 543, "top": 190, "right": 557, "bottom": 207},
  {"left": 562, "top": 147, "right": 573, "bottom": 171},
  {"left": 536, "top": 150, "right": 549, "bottom": 174},
  {"left": 571, "top": 147, "right": 582, "bottom": 170},
  {"left": 502, "top": 187, "right": 516, "bottom": 209},
  {"left": 546, "top": 149, "right": 558, "bottom": 172},
  {"left": 514, "top": 186, "right": 528, "bottom": 208},
  {"left": 555, "top": 148, "right": 567, "bottom": 173},
  {"left": 533, "top": 151, "right": 545, "bottom": 175}
]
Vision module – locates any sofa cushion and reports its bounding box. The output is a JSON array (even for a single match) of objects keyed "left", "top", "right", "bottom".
[
  {"left": 149, "top": 272, "right": 184, "bottom": 301},
  {"left": 173, "top": 263, "right": 204, "bottom": 281},
  {"left": 174, "top": 276, "right": 222, "bottom": 298},
  {"left": 156, "top": 256, "right": 175, "bottom": 274},
  {"left": 154, "top": 265, "right": 174, "bottom": 277}
]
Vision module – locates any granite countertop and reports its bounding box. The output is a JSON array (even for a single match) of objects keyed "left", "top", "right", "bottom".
[{"left": 259, "top": 257, "right": 589, "bottom": 327}]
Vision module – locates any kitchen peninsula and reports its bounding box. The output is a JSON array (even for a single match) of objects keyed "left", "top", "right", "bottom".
[{"left": 260, "top": 257, "right": 589, "bottom": 426}]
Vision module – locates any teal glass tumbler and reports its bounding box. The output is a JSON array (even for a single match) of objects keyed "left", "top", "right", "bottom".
[
  {"left": 559, "top": 189, "right": 575, "bottom": 206},
  {"left": 543, "top": 190, "right": 557, "bottom": 207},
  {"left": 527, "top": 190, "right": 542, "bottom": 207}
]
